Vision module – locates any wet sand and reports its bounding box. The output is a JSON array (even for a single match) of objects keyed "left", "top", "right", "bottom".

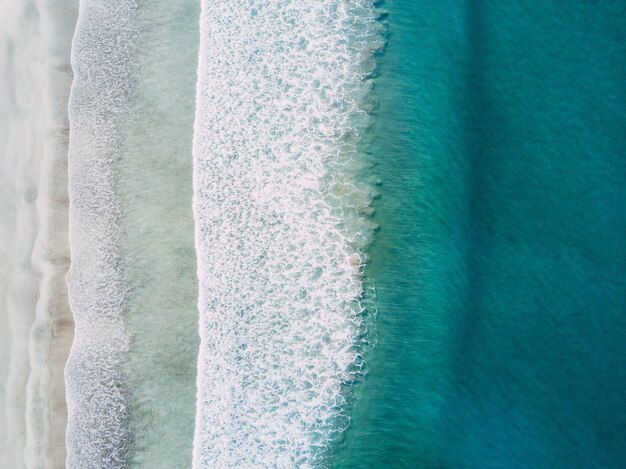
[{"left": 0, "top": 0, "right": 78, "bottom": 467}]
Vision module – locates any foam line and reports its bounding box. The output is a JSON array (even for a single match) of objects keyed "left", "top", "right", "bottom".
[
  {"left": 64, "top": 1, "right": 138, "bottom": 467},
  {"left": 192, "top": 1, "right": 383, "bottom": 466}
]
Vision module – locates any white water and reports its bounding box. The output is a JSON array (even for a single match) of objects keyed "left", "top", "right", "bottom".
[
  {"left": 0, "top": 0, "right": 76, "bottom": 467},
  {"left": 192, "top": 1, "right": 383, "bottom": 466},
  {"left": 64, "top": 0, "right": 138, "bottom": 466}
]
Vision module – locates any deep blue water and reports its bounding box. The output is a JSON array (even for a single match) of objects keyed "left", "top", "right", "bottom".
[{"left": 334, "top": 1, "right": 626, "bottom": 467}]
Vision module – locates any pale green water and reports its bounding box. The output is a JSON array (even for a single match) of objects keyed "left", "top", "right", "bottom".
[{"left": 117, "top": 1, "right": 199, "bottom": 467}]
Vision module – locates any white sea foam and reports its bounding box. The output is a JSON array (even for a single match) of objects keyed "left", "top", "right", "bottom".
[
  {"left": 0, "top": 0, "right": 77, "bottom": 467},
  {"left": 192, "top": 1, "right": 383, "bottom": 466},
  {"left": 65, "top": 1, "right": 138, "bottom": 467}
]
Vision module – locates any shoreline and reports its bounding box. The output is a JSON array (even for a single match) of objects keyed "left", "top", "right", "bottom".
[{"left": 27, "top": 0, "right": 78, "bottom": 465}]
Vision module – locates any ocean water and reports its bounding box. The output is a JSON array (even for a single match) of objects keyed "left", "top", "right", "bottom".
[{"left": 335, "top": 0, "right": 626, "bottom": 467}]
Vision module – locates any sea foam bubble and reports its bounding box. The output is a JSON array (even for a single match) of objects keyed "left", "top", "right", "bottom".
[{"left": 192, "top": 1, "right": 383, "bottom": 466}]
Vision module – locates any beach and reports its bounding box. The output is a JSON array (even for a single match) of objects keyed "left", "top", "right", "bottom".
[{"left": 0, "top": 0, "right": 77, "bottom": 467}]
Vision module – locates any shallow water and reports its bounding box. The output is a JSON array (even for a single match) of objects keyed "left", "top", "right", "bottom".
[
  {"left": 65, "top": 1, "right": 137, "bottom": 465},
  {"left": 118, "top": 1, "right": 199, "bottom": 466},
  {"left": 65, "top": 0, "right": 200, "bottom": 466}
]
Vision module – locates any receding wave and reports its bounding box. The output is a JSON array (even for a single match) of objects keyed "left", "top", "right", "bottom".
[
  {"left": 192, "top": 1, "right": 383, "bottom": 466},
  {"left": 64, "top": 1, "right": 138, "bottom": 467}
]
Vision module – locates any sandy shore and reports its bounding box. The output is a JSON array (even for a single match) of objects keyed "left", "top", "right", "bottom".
[{"left": 0, "top": 0, "right": 78, "bottom": 467}]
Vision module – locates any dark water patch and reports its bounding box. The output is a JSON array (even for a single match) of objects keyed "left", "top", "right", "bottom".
[{"left": 334, "top": 1, "right": 626, "bottom": 467}]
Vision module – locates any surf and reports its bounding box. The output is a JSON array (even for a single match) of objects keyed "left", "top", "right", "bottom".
[
  {"left": 192, "top": 1, "right": 383, "bottom": 466},
  {"left": 64, "top": 0, "right": 138, "bottom": 466}
]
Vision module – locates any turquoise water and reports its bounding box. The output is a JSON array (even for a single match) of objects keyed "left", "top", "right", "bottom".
[{"left": 336, "top": 0, "right": 626, "bottom": 467}]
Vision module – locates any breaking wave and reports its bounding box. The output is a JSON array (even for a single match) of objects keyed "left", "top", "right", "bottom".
[{"left": 192, "top": 1, "right": 383, "bottom": 466}]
